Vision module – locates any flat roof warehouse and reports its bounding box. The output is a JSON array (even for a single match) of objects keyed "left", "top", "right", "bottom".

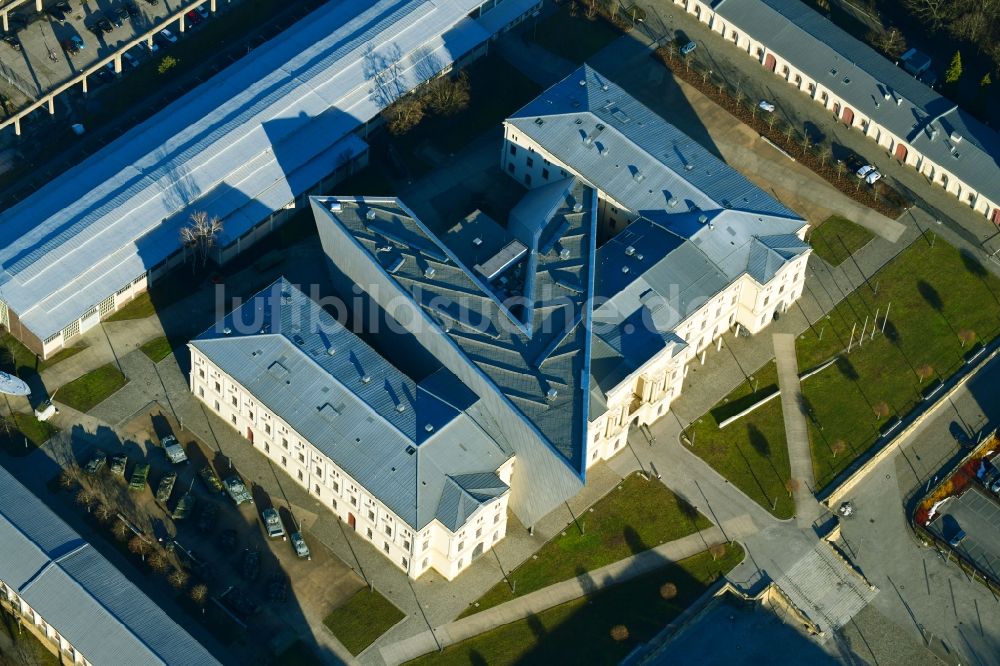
[{"left": 0, "top": 0, "right": 532, "bottom": 350}]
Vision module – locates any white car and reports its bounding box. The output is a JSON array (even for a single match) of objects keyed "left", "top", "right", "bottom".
[
  {"left": 159, "top": 28, "right": 178, "bottom": 43},
  {"left": 865, "top": 170, "right": 882, "bottom": 185},
  {"left": 680, "top": 41, "right": 697, "bottom": 56},
  {"left": 758, "top": 100, "right": 775, "bottom": 113},
  {"left": 855, "top": 164, "right": 876, "bottom": 179}
]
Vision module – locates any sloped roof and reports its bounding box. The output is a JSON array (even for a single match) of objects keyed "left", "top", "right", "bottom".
[
  {"left": 0, "top": 466, "right": 219, "bottom": 665},
  {"left": 316, "top": 185, "right": 597, "bottom": 473},
  {"left": 0, "top": 0, "right": 497, "bottom": 341},
  {"left": 435, "top": 473, "right": 507, "bottom": 531},
  {"left": 508, "top": 65, "right": 801, "bottom": 220},
  {"left": 715, "top": 0, "right": 1000, "bottom": 205},
  {"left": 190, "top": 278, "right": 509, "bottom": 530}
]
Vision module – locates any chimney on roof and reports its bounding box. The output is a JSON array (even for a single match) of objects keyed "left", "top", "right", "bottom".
[
  {"left": 559, "top": 247, "right": 571, "bottom": 260},
  {"left": 424, "top": 266, "right": 436, "bottom": 279},
  {"left": 329, "top": 201, "right": 342, "bottom": 213},
  {"left": 546, "top": 388, "right": 559, "bottom": 401},
  {"left": 950, "top": 131, "right": 962, "bottom": 143},
  {"left": 896, "top": 97, "right": 902, "bottom": 106},
  {"left": 396, "top": 403, "right": 406, "bottom": 413},
  {"left": 366, "top": 209, "right": 377, "bottom": 221},
  {"left": 424, "top": 423, "right": 434, "bottom": 433},
  {"left": 361, "top": 375, "right": 371, "bottom": 384},
  {"left": 572, "top": 202, "right": 583, "bottom": 213},
  {"left": 625, "top": 245, "right": 636, "bottom": 256},
  {"left": 326, "top": 347, "right": 336, "bottom": 356},
  {"left": 698, "top": 214, "right": 708, "bottom": 224},
  {"left": 667, "top": 196, "right": 679, "bottom": 208}
]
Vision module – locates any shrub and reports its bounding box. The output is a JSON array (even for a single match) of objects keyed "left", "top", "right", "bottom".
[
  {"left": 610, "top": 624, "right": 629, "bottom": 641},
  {"left": 157, "top": 56, "right": 179, "bottom": 75}
]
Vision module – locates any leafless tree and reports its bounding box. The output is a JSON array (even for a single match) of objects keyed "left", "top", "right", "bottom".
[
  {"left": 873, "top": 401, "right": 890, "bottom": 419},
  {"left": 659, "top": 582, "right": 678, "bottom": 600},
  {"left": 75, "top": 488, "right": 97, "bottom": 512},
  {"left": 831, "top": 440, "right": 847, "bottom": 458},
  {"left": 785, "top": 478, "right": 800, "bottom": 497},
  {"left": 709, "top": 543, "right": 727, "bottom": 560},
  {"left": 190, "top": 584, "right": 209, "bottom": 607},
  {"left": 958, "top": 329, "right": 977, "bottom": 347},
  {"left": 584, "top": 0, "right": 598, "bottom": 19},
  {"left": 364, "top": 42, "right": 406, "bottom": 109},
  {"left": 916, "top": 364, "right": 935, "bottom": 381},
  {"left": 168, "top": 569, "right": 190, "bottom": 589},
  {"left": 383, "top": 97, "right": 425, "bottom": 135},
  {"left": 94, "top": 502, "right": 114, "bottom": 525},
  {"left": 180, "top": 211, "right": 223, "bottom": 273},
  {"left": 867, "top": 27, "right": 907, "bottom": 58},
  {"left": 902, "top": 0, "right": 955, "bottom": 29},
  {"left": 148, "top": 549, "right": 170, "bottom": 573},
  {"left": 766, "top": 112, "right": 778, "bottom": 131},
  {"left": 423, "top": 72, "right": 471, "bottom": 116},
  {"left": 129, "top": 535, "right": 152, "bottom": 561}
]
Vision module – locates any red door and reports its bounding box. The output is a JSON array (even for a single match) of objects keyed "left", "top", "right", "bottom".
[
  {"left": 841, "top": 106, "right": 855, "bottom": 125},
  {"left": 348, "top": 513, "right": 356, "bottom": 530},
  {"left": 246, "top": 428, "right": 253, "bottom": 443},
  {"left": 764, "top": 53, "right": 776, "bottom": 72},
  {"left": 894, "top": 143, "right": 908, "bottom": 162}
]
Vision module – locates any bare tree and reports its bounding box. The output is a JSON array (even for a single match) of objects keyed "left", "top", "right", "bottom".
[
  {"left": 75, "top": 488, "right": 97, "bottom": 512},
  {"left": 94, "top": 502, "right": 114, "bottom": 524},
  {"left": 916, "top": 364, "right": 935, "bottom": 381},
  {"left": 168, "top": 568, "right": 190, "bottom": 589},
  {"left": 128, "top": 535, "right": 152, "bottom": 562},
  {"left": 112, "top": 519, "right": 130, "bottom": 542},
  {"left": 766, "top": 113, "right": 778, "bottom": 131},
  {"left": 831, "top": 440, "right": 847, "bottom": 458},
  {"left": 902, "top": 0, "right": 955, "bottom": 29},
  {"left": 190, "top": 584, "right": 209, "bottom": 606},
  {"left": 383, "top": 97, "right": 425, "bottom": 135},
  {"left": 180, "top": 212, "right": 223, "bottom": 273},
  {"left": 584, "top": 0, "right": 598, "bottom": 19},
  {"left": 800, "top": 130, "right": 813, "bottom": 155},
  {"left": 785, "top": 478, "right": 801, "bottom": 497},
  {"left": 867, "top": 27, "right": 907, "bottom": 58},
  {"left": 659, "top": 582, "right": 678, "bottom": 600},
  {"left": 709, "top": 543, "right": 727, "bottom": 560},
  {"left": 148, "top": 549, "right": 170, "bottom": 573},
  {"left": 364, "top": 42, "right": 406, "bottom": 109},
  {"left": 958, "top": 329, "right": 977, "bottom": 347},
  {"left": 872, "top": 401, "right": 890, "bottom": 419},
  {"left": 423, "top": 72, "right": 471, "bottom": 116}
]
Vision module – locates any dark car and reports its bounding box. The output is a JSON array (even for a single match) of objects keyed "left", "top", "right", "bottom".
[
  {"left": 55, "top": 0, "right": 71, "bottom": 12},
  {"left": 114, "top": 5, "right": 128, "bottom": 22},
  {"left": 152, "top": 32, "right": 172, "bottom": 49},
  {"left": 84, "top": 451, "right": 107, "bottom": 475},
  {"left": 141, "top": 0, "right": 158, "bottom": 6},
  {"left": 46, "top": 5, "right": 67, "bottom": 22},
  {"left": 223, "top": 587, "right": 259, "bottom": 618},
  {"left": 124, "top": 2, "right": 139, "bottom": 17},
  {"left": 217, "top": 528, "right": 238, "bottom": 550},
  {"left": 185, "top": 9, "right": 202, "bottom": 25},
  {"left": 96, "top": 66, "right": 115, "bottom": 83},
  {"left": 104, "top": 11, "right": 122, "bottom": 28},
  {"left": 240, "top": 548, "right": 260, "bottom": 581},
  {"left": 97, "top": 18, "right": 114, "bottom": 33},
  {"left": 3, "top": 34, "right": 20, "bottom": 50},
  {"left": 196, "top": 501, "right": 218, "bottom": 534}
]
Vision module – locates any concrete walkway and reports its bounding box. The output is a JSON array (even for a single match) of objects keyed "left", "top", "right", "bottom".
[
  {"left": 773, "top": 333, "right": 822, "bottom": 528},
  {"left": 377, "top": 521, "right": 749, "bottom": 665}
]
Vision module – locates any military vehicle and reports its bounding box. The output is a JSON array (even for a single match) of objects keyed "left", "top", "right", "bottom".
[
  {"left": 198, "top": 465, "right": 223, "bottom": 493},
  {"left": 240, "top": 547, "right": 260, "bottom": 581},
  {"left": 290, "top": 532, "right": 311, "bottom": 560},
  {"left": 261, "top": 508, "right": 286, "bottom": 540},
  {"left": 223, "top": 475, "right": 253, "bottom": 505},
  {"left": 128, "top": 463, "right": 150, "bottom": 491},
  {"left": 172, "top": 491, "right": 196, "bottom": 519},
  {"left": 160, "top": 434, "right": 188, "bottom": 464},
  {"left": 83, "top": 451, "right": 107, "bottom": 475},
  {"left": 155, "top": 472, "right": 176, "bottom": 504},
  {"left": 109, "top": 453, "right": 128, "bottom": 477}
]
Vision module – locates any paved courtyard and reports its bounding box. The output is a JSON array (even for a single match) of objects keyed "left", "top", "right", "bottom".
[{"left": 929, "top": 488, "right": 1000, "bottom": 584}]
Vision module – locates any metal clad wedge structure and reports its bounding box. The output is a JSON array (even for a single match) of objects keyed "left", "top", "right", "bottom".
[
  {"left": 0, "top": 465, "right": 219, "bottom": 665},
  {"left": 190, "top": 279, "right": 511, "bottom": 529},
  {"left": 0, "top": 0, "right": 510, "bottom": 347},
  {"left": 312, "top": 185, "right": 597, "bottom": 526}
]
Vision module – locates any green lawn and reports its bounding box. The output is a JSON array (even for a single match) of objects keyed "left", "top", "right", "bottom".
[
  {"left": 323, "top": 589, "right": 405, "bottom": 656},
  {"left": 688, "top": 361, "right": 794, "bottom": 519},
  {"left": 796, "top": 239, "right": 1000, "bottom": 487},
  {"left": 462, "top": 472, "right": 710, "bottom": 617},
  {"left": 55, "top": 363, "right": 128, "bottom": 413},
  {"left": 0, "top": 332, "right": 85, "bottom": 378},
  {"left": 139, "top": 336, "right": 173, "bottom": 363},
  {"left": 530, "top": 5, "right": 621, "bottom": 63},
  {"left": 408, "top": 544, "right": 744, "bottom": 666},
  {"left": 105, "top": 292, "right": 155, "bottom": 321},
  {"left": 808, "top": 215, "right": 875, "bottom": 267},
  {"left": 0, "top": 412, "right": 59, "bottom": 456}
]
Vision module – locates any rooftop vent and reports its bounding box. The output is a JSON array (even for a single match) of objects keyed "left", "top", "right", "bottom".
[
  {"left": 600, "top": 147, "right": 609, "bottom": 156},
  {"left": 625, "top": 245, "right": 636, "bottom": 256},
  {"left": 843, "top": 77, "right": 850, "bottom": 84},
  {"left": 572, "top": 202, "right": 583, "bottom": 213},
  {"left": 621, "top": 266, "right": 630, "bottom": 274},
  {"left": 424, "top": 266, "right": 436, "bottom": 279},
  {"left": 365, "top": 209, "right": 377, "bottom": 221},
  {"left": 546, "top": 388, "right": 559, "bottom": 401},
  {"left": 829, "top": 68, "right": 837, "bottom": 76},
  {"left": 329, "top": 202, "right": 342, "bottom": 213},
  {"left": 896, "top": 97, "right": 902, "bottom": 106},
  {"left": 950, "top": 131, "right": 962, "bottom": 143},
  {"left": 574, "top": 118, "right": 583, "bottom": 125},
  {"left": 395, "top": 403, "right": 406, "bottom": 413},
  {"left": 405, "top": 445, "right": 416, "bottom": 455},
  {"left": 559, "top": 247, "right": 571, "bottom": 260},
  {"left": 534, "top": 117, "right": 544, "bottom": 126},
  {"left": 633, "top": 170, "right": 645, "bottom": 182},
  {"left": 667, "top": 196, "right": 679, "bottom": 208},
  {"left": 883, "top": 93, "right": 891, "bottom": 101},
  {"left": 293, "top": 334, "right": 305, "bottom": 346},
  {"left": 636, "top": 253, "right": 644, "bottom": 261},
  {"left": 222, "top": 326, "right": 231, "bottom": 335},
  {"left": 326, "top": 346, "right": 336, "bottom": 356},
  {"left": 280, "top": 290, "right": 291, "bottom": 304},
  {"left": 684, "top": 163, "right": 694, "bottom": 171},
  {"left": 472, "top": 237, "right": 483, "bottom": 246},
  {"left": 601, "top": 84, "right": 609, "bottom": 91},
  {"left": 424, "top": 423, "right": 434, "bottom": 433},
  {"left": 698, "top": 214, "right": 708, "bottom": 224},
  {"left": 361, "top": 375, "right": 372, "bottom": 384},
  {"left": 578, "top": 79, "right": 587, "bottom": 86}
]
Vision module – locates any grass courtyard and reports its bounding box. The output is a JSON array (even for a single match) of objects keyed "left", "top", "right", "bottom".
[
  {"left": 54, "top": 363, "right": 128, "bottom": 413},
  {"left": 796, "top": 238, "right": 1000, "bottom": 487},
  {"left": 323, "top": 588, "right": 405, "bottom": 656},
  {"left": 462, "top": 472, "right": 710, "bottom": 617},
  {"left": 408, "top": 544, "right": 744, "bottom": 666},
  {"left": 807, "top": 215, "right": 875, "bottom": 267},
  {"left": 687, "top": 360, "right": 794, "bottom": 519},
  {"left": 139, "top": 336, "right": 174, "bottom": 363},
  {"left": 0, "top": 332, "right": 85, "bottom": 379}
]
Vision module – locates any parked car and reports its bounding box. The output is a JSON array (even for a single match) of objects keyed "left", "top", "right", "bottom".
[
  {"left": 84, "top": 450, "right": 107, "bottom": 475},
  {"left": 680, "top": 41, "right": 697, "bottom": 55},
  {"left": 199, "top": 465, "right": 223, "bottom": 492},
  {"left": 261, "top": 508, "right": 286, "bottom": 540},
  {"left": 224, "top": 475, "right": 253, "bottom": 505},
  {"left": 86, "top": 22, "right": 103, "bottom": 38},
  {"left": 128, "top": 463, "right": 150, "bottom": 491},
  {"left": 158, "top": 28, "right": 177, "bottom": 44},
  {"left": 194, "top": 4, "right": 209, "bottom": 18},
  {"left": 46, "top": 5, "right": 67, "bottom": 22},
  {"left": 105, "top": 10, "right": 123, "bottom": 28},
  {"left": 155, "top": 471, "right": 176, "bottom": 503},
  {"left": 172, "top": 491, "right": 196, "bottom": 519},
  {"left": 947, "top": 528, "right": 966, "bottom": 547},
  {"left": 114, "top": 5, "right": 129, "bottom": 22},
  {"left": 62, "top": 34, "right": 84, "bottom": 54},
  {"left": 240, "top": 548, "right": 260, "bottom": 581},
  {"left": 185, "top": 9, "right": 202, "bottom": 25},
  {"left": 110, "top": 453, "right": 128, "bottom": 477},
  {"left": 196, "top": 501, "right": 218, "bottom": 534},
  {"left": 55, "top": 0, "right": 71, "bottom": 12},
  {"left": 97, "top": 18, "right": 114, "bottom": 34},
  {"left": 121, "top": 49, "right": 140, "bottom": 68},
  {"left": 290, "top": 532, "right": 311, "bottom": 560},
  {"left": 758, "top": 100, "right": 775, "bottom": 113},
  {"left": 160, "top": 434, "right": 188, "bottom": 464},
  {"left": 990, "top": 477, "right": 1000, "bottom": 494},
  {"left": 124, "top": 2, "right": 140, "bottom": 17},
  {"left": 855, "top": 164, "right": 875, "bottom": 179}
]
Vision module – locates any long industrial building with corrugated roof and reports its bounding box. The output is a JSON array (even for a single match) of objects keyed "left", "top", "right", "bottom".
[{"left": 0, "top": 0, "right": 541, "bottom": 359}]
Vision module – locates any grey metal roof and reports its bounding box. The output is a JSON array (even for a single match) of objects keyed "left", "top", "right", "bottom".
[
  {"left": 317, "top": 184, "right": 597, "bottom": 473},
  {"left": 191, "top": 279, "right": 509, "bottom": 530},
  {"left": 508, "top": 65, "right": 801, "bottom": 220},
  {"left": 0, "top": 466, "right": 219, "bottom": 665},
  {"left": 715, "top": 0, "right": 1000, "bottom": 204},
  {"left": 434, "top": 473, "right": 507, "bottom": 531},
  {"left": 0, "top": 0, "right": 500, "bottom": 341}
]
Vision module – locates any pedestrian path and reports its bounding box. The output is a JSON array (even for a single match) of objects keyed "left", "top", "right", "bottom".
[
  {"left": 377, "top": 519, "right": 752, "bottom": 665},
  {"left": 773, "top": 333, "right": 822, "bottom": 528}
]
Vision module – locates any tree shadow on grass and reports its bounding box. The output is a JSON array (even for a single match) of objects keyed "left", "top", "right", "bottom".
[
  {"left": 623, "top": 526, "right": 651, "bottom": 556},
  {"left": 746, "top": 423, "right": 770, "bottom": 457},
  {"left": 917, "top": 280, "right": 944, "bottom": 312},
  {"left": 733, "top": 442, "right": 772, "bottom": 509},
  {"left": 835, "top": 355, "right": 860, "bottom": 381}
]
